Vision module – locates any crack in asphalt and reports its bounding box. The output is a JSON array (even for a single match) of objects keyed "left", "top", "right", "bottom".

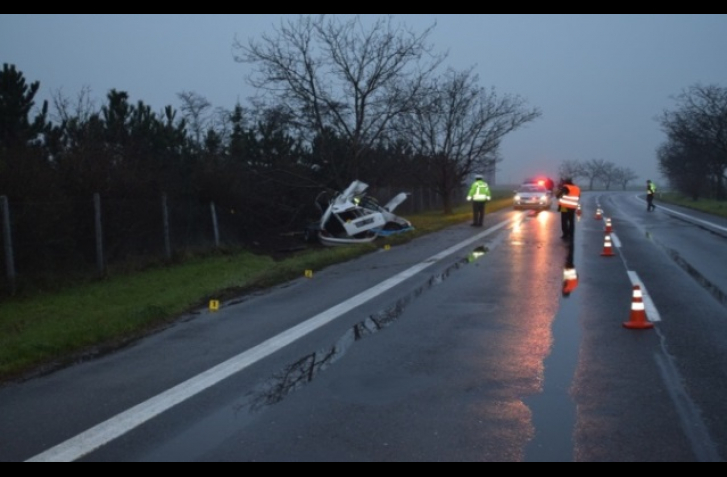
[{"left": 664, "top": 247, "right": 727, "bottom": 309}]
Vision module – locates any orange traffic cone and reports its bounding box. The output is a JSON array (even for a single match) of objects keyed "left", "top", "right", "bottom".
[
  {"left": 623, "top": 285, "right": 654, "bottom": 329},
  {"left": 595, "top": 208, "right": 603, "bottom": 220},
  {"left": 601, "top": 234, "right": 616, "bottom": 257},
  {"left": 605, "top": 218, "right": 613, "bottom": 233}
]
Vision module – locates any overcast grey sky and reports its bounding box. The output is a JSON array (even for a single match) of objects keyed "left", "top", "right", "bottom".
[{"left": 2, "top": 14, "right": 726, "bottom": 185}]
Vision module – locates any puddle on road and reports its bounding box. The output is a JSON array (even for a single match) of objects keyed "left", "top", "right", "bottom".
[
  {"left": 136, "top": 244, "right": 496, "bottom": 462},
  {"left": 468, "top": 246, "right": 489, "bottom": 263},
  {"left": 523, "top": 238, "right": 582, "bottom": 462},
  {"left": 245, "top": 245, "right": 491, "bottom": 413},
  {"left": 523, "top": 292, "right": 582, "bottom": 462}
]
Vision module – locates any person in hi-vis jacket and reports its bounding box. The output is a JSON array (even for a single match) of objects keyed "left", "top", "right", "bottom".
[
  {"left": 647, "top": 180, "right": 657, "bottom": 212},
  {"left": 557, "top": 177, "right": 581, "bottom": 240},
  {"left": 467, "top": 175, "right": 491, "bottom": 227}
]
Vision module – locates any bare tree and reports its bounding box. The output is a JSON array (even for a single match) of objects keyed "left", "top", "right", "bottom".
[
  {"left": 612, "top": 166, "right": 639, "bottom": 190},
  {"left": 398, "top": 67, "right": 541, "bottom": 213},
  {"left": 233, "top": 14, "right": 446, "bottom": 187},
  {"left": 177, "top": 91, "right": 213, "bottom": 147},
  {"left": 51, "top": 85, "right": 97, "bottom": 126},
  {"left": 581, "top": 158, "right": 610, "bottom": 190},
  {"left": 658, "top": 140, "right": 709, "bottom": 200},
  {"left": 600, "top": 161, "right": 619, "bottom": 190},
  {"left": 558, "top": 159, "right": 585, "bottom": 182},
  {"left": 558, "top": 158, "right": 634, "bottom": 190},
  {"left": 658, "top": 83, "right": 727, "bottom": 199}
]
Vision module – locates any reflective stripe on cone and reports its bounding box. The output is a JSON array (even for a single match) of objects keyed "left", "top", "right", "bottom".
[
  {"left": 601, "top": 234, "right": 616, "bottom": 257},
  {"left": 624, "top": 285, "right": 654, "bottom": 330}
]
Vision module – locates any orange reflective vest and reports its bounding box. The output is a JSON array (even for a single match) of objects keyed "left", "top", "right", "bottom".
[{"left": 559, "top": 184, "right": 581, "bottom": 210}]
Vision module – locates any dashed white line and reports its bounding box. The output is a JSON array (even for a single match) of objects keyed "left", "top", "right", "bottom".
[
  {"left": 610, "top": 233, "right": 622, "bottom": 249},
  {"left": 627, "top": 271, "right": 662, "bottom": 323}
]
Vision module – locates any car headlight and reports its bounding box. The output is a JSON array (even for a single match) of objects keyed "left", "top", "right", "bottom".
[{"left": 514, "top": 195, "right": 521, "bottom": 201}]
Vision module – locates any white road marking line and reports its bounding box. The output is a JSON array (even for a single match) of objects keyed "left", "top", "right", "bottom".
[
  {"left": 634, "top": 195, "right": 727, "bottom": 234},
  {"left": 627, "top": 271, "right": 662, "bottom": 323},
  {"left": 26, "top": 215, "right": 520, "bottom": 463},
  {"left": 610, "top": 233, "right": 622, "bottom": 248}
]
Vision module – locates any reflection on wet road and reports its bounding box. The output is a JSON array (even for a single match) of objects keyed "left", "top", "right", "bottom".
[
  {"left": 216, "top": 208, "right": 578, "bottom": 463},
  {"left": 15, "top": 193, "right": 727, "bottom": 462},
  {"left": 524, "top": 233, "right": 581, "bottom": 462},
  {"left": 247, "top": 246, "right": 491, "bottom": 413},
  {"left": 130, "top": 197, "right": 727, "bottom": 462},
  {"left": 139, "top": 210, "right": 570, "bottom": 462}
]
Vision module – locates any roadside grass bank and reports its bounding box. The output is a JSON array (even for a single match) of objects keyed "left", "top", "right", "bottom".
[
  {"left": 659, "top": 193, "right": 727, "bottom": 219},
  {"left": 0, "top": 194, "right": 513, "bottom": 383}
]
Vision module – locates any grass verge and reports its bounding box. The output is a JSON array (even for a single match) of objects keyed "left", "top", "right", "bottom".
[
  {"left": 659, "top": 193, "right": 727, "bottom": 219},
  {"left": 0, "top": 195, "right": 513, "bottom": 383}
]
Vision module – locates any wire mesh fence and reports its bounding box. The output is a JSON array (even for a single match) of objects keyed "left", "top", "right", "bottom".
[{"left": 0, "top": 186, "right": 465, "bottom": 296}]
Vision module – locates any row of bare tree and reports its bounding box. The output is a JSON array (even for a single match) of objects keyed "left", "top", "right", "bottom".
[
  {"left": 1, "top": 15, "right": 541, "bottom": 294},
  {"left": 556, "top": 84, "right": 727, "bottom": 198},
  {"left": 557, "top": 159, "right": 639, "bottom": 191}
]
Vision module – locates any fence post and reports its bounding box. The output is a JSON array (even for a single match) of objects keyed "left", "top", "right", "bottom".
[
  {"left": 162, "top": 194, "right": 172, "bottom": 260},
  {"left": 210, "top": 201, "right": 220, "bottom": 248},
  {"left": 1, "top": 196, "right": 16, "bottom": 295},
  {"left": 94, "top": 193, "right": 105, "bottom": 276}
]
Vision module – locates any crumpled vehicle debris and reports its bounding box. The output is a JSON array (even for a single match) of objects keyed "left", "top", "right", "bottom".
[{"left": 306, "top": 180, "right": 414, "bottom": 246}]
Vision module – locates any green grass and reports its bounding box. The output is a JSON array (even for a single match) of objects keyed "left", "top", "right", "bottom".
[
  {"left": 660, "top": 193, "right": 727, "bottom": 219},
  {"left": 0, "top": 194, "right": 513, "bottom": 383}
]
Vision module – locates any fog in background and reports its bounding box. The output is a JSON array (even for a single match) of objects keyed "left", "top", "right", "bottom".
[{"left": 3, "top": 14, "right": 727, "bottom": 185}]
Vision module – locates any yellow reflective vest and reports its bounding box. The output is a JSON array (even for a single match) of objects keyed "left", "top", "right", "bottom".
[{"left": 468, "top": 180, "right": 491, "bottom": 202}]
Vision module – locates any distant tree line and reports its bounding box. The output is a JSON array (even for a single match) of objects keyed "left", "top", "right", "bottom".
[
  {"left": 0, "top": 15, "right": 541, "bottom": 291},
  {"left": 657, "top": 84, "right": 727, "bottom": 200},
  {"left": 556, "top": 83, "right": 727, "bottom": 197},
  {"left": 557, "top": 158, "right": 639, "bottom": 191}
]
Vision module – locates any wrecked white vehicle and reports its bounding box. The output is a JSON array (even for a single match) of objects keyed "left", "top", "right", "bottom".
[{"left": 306, "top": 180, "right": 414, "bottom": 246}]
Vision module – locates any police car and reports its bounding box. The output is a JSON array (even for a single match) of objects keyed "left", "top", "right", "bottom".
[
  {"left": 514, "top": 184, "right": 553, "bottom": 211},
  {"left": 522, "top": 177, "right": 555, "bottom": 192}
]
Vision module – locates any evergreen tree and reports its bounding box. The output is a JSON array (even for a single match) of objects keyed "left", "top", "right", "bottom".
[{"left": 0, "top": 63, "right": 49, "bottom": 152}]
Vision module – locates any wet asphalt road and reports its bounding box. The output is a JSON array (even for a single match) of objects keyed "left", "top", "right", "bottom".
[{"left": 1, "top": 191, "right": 727, "bottom": 462}]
